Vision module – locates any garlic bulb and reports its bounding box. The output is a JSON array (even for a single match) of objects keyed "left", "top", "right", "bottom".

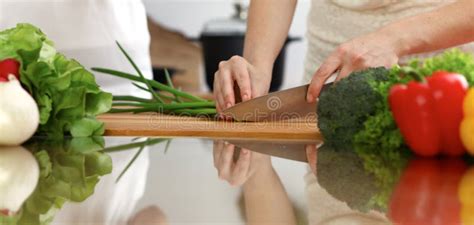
[
  {"left": 0, "top": 75, "right": 39, "bottom": 146},
  {"left": 0, "top": 146, "right": 40, "bottom": 215}
]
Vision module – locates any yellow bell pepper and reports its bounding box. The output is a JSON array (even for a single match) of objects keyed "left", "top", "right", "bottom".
[
  {"left": 460, "top": 168, "right": 474, "bottom": 204},
  {"left": 459, "top": 168, "right": 474, "bottom": 224},
  {"left": 462, "top": 205, "right": 474, "bottom": 225},
  {"left": 461, "top": 88, "right": 474, "bottom": 155}
]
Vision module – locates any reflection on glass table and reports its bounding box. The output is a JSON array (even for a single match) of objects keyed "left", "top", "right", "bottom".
[
  {"left": 213, "top": 140, "right": 297, "bottom": 225},
  {"left": 0, "top": 137, "right": 164, "bottom": 225},
  {"left": 0, "top": 146, "right": 39, "bottom": 218},
  {"left": 0, "top": 137, "right": 473, "bottom": 225}
]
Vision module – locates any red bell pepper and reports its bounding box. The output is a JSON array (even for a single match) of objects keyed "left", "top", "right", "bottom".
[
  {"left": 389, "top": 158, "right": 467, "bottom": 225},
  {"left": 0, "top": 58, "right": 20, "bottom": 82},
  {"left": 389, "top": 71, "right": 468, "bottom": 157}
]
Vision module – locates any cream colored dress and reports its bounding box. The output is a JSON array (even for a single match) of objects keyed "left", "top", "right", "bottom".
[
  {"left": 302, "top": 0, "right": 472, "bottom": 82},
  {"left": 304, "top": 1, "right": 466, "bottom": 224}
]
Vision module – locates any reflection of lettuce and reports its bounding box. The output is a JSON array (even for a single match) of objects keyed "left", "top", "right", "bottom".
[
  {"left": 0, "top": 138, "right": 112, "bottom": 225},
  {"left": 354, "top": 146, "right": 410, "bottom": 212},
  {"left": 0, "top": 23, "right": 112, "bottom": 138},
  {"left": 317, "top": 145, "right": 410, "bottom": 213},
  {"left": 0, "top": 137, "right": 168, "bottom": 225}
]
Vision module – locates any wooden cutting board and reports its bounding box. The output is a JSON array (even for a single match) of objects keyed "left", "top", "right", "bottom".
[{"left": 98, "top": 113, "right": 321, "bottom": 141}]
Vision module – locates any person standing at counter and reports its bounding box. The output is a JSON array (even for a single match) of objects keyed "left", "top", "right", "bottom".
[
  {"left": 0, "top": 1, "right": 152, "bottom": 224},
  {"left": 213, "top": 1, "right": 474, "bottom": 224},
  {"left": 213, "top": 0, "right": 474, "bottom": 113}
]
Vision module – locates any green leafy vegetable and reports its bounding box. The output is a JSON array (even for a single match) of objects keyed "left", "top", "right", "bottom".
[
  {"left": 0, "top": 24, "right": 112, "bottom": 138},
  {"left": 317, "top": 67, "right": 392, "bottom": 151},
  {"left": 415, "top": 49, "right": 474, "bottom": 85}
]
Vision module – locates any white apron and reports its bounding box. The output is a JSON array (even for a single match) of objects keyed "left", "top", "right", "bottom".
[{"left": 0, "top": 1, "right": 151, "bottom": 225}]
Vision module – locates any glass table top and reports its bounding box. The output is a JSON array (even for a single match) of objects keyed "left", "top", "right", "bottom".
[{"left": 0, "top": 136, "right": 473, "bottom": 225}]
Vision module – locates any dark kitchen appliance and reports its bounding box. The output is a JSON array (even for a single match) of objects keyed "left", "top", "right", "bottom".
[
  {"left": 200, "top": 3, "right": 299, "bottom": 92},
  {"left": 152, "top": 68, "right": 177, "bottom": 86}
]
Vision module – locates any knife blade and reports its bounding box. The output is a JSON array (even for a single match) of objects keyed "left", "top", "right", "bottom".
[
  {"left": 226, "top": 139, "right": 323, "bottom": 162},
  {"left": 222, "top": 82, "right": 333, "bottom": 122}
]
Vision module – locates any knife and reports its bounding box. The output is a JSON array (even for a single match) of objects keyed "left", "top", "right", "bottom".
[
  {"left": 222, "top": 83, "right": 333, "bottom": 122},
  {"left": 225, "top": 139, "right": 323, "bottom": 162}
]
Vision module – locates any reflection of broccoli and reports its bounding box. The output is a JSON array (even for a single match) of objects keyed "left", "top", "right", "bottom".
[
  {"left": 317, "top": 67, "right": 390, "bottom": 151},
  {"left": 316, "top": 145, "right": 381, "bottom": 213},
  {"left": 316, "top": 144, "right": 411, "bottom": 213}
]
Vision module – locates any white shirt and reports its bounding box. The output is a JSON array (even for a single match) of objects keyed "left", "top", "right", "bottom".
[
  {"left": 0, "top": 1, "right": 152, "bottom": 224},
  {"left": 0, "top": 0, "right": 153, "bottom": 96}
]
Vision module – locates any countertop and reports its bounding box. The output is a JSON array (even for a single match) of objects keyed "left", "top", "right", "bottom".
[{"left": 1, "top": 136, "right": 472, "bottom": 225}]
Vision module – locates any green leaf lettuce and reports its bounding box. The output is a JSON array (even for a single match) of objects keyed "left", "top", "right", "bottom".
[{"left": 0, "top": 23, "right": 112, "bottom": 138}]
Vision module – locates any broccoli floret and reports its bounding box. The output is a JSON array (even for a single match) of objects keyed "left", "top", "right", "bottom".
[{"left": 317, "top": 67, "right": 390, "bottom": 151}]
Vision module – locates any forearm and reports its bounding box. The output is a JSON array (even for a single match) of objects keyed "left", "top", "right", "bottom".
[
  {"left": 243, "top": 0, "right": 297, "bottom": 73},
  {"left": 243, "top": 164, "right": 297, "bottom": 225},
  {"left": 381, "top": 0, "right": 474, "bottom": 57}
]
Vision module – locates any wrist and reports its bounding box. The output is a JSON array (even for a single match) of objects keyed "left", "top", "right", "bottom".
[
  {"left": 244, "top": 55, "right": 274, "bottom": 76},
  {"left": 378, "top": 23, "right": 426, "bottom": 57},
  {"left": 377, "top": 28, "right": 408, "bottom": 57},
  {"left": 243, "top": 157, "right": 274, "bottom": 188}
]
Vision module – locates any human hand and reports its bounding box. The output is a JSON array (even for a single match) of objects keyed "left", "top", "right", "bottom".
[
  {"left": 129, "top": 206, "right": 168, "bottom": 225},
  {"left": 306, "top": 144, "right": 318, "bottom": 176},
  {"left": 213, "top": 140, "right": 272, "bottom": 186},
  {"left": 213, "top": 56, "right": 272, "bottom": 114},
  {"left": 306, "top": 32, "right": 402, "bottom": 102}
]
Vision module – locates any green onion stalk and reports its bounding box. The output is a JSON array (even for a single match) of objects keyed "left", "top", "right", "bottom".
[{"left": 92, "top": 42, "right": 216, "bottom": 117}]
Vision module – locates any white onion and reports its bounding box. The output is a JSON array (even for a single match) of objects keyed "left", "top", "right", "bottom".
[{"left": 0, "top": 75, "right": 39, "bottom": 146}]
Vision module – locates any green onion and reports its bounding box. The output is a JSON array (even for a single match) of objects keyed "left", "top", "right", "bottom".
[
  {"left": 164, "top": 69, "right": 182, "bottom": 103},
  {"left": 112, "top": 101, "right": 215, "bottom": 109},
  {"left": 92, "top": 67, "right": 207, "bottom": 103},
  {"left": 116, "top": 41, "right": 164, "bottom": 103},
  {"left": 102, "top": 138, "right": 168, "bottom": 153},
  {"left": 113, "top": 95, "right": 155, "bottom": 103},
  {"left": 93, "top": 41, "right": 216, "bottom": 116},
  {"left": 116, "top": 145, "right": 145, "bottom": 182}
]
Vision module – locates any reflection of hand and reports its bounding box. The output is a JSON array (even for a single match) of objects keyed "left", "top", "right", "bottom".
[
  {"left": 213, "top": 140, "right": 272, "bottom": 186},
  {"left": 306, "top": 144, "right": 318, "bottom": 176},
  {"left": 129, "top": 206, "right": 168, "bottom": 225}
]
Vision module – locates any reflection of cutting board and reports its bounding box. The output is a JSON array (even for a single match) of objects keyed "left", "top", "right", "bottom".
[{"left": 98, "top": 113, "right": 320, "bottom": 141}]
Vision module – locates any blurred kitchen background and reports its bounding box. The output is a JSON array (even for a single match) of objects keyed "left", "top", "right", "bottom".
[{"left": 144, "top": 0, "right": 311, "bottom": 94}]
